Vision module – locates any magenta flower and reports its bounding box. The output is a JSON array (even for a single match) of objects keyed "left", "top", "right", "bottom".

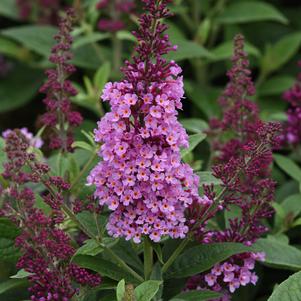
[
  {"left": 1, "top": 130, "right": 100, "bottom": 300},
  {"left": 186, "top": 34, "right": 281, "bottom": 299},
  {"left": 2, "top": 127, "right": 43, "bottom": 148},
  {"left": 281, "top": 60, "right": 301, "bottom": 146},
  {"left": 40, "top": 9, "right": 82, "bottom": 152},
  {"left": 88, "top": 0, "right": 200, "bottom": 243}
]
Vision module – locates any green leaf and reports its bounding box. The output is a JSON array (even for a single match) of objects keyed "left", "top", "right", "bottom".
[
  {"left": 134, "top": 280, "right": 162, "bottom": 301},
  {"left": 165, "top": 40, "right": 213, "bottom": 61},
  {"left": 0, "top": 218, "right": 20, "bottom": 262},
  {"left": 180, "top": 119, "right": 208, "bottom": 134},
  {"left": 217, "top": 2, "right": 288, "bottom": 24},
  {"left": 0, "top": 279, "right": 28, "bottom": 295},
  {"left": 268, "top": 271, "right": 301, "bottom": 301},
  {"left": 94, "top": 62, "right": 111, "bottom": 91},
  {"left": 262, "top": 32, "right": 301, "bottom": 73},
  {"left": 73, "top": 255, "right": 140, "bottom": 284},
  {"left": 170, "top": 290, "right": 222, "bottom": 301},
  {"left": 72, "top": 44, "right": 103, "bottom": 69},
  {"left": 282, "top": 194, "right": 301, "bottom": 218},
  {"left": 116, "top": 30, "right": 136, "bottom": 42},
  {"left": 110, "top": 240, "right": 144, "bottom": 274},
  {"left": 258, "top": 75, "right": 295, "bottom": 96},
  {"left": 72, "top": 141, "right": 94, "bottom": 152},
  {"left": 254, "top": 238, "right": 301, "bottom": 270},
  {"left": 274, "top": 154, "right": 301, "bottom": 182},
  {"left": 73, "top": 33, "right": 110, "bottom": 49},
  {"left": 0, "top": 36, "right": 25, "bottom": 59},
  {"left": 1, "top": 25, "right": 57, "bottom": 57},
  {"left": 185, "top": 82, "right": 221, "bottom": 118},
  {"left": 116, "top": 279, "right": 125, "bottom": 301},
  {"left": 0, "top": 64, "right": 42, "bottom": 112},
  {"left": 211, "top": 40, "right": 261, "bottom": 61},
  {"left": 197, "top": 171, "right": 222, "bottom": 186},
  {"left": 165, "top": 243, "right": 251, "bottom": 279},
  {"left": 74, "top": 239, "right": 104, "bottom": 257},
  {"left": 10, "top": 269, "right": 34, "bottom": 279},
  {"left": 181, "top": 133, "right": 207, "bottom": 158},
  {"left": 0, "top": 0, "right": 18, "bottom": 19}
]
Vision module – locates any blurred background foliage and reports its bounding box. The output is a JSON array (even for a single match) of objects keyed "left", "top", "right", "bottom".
[{"left": 1, "top": 0, "right": 301, "bottom": 300}]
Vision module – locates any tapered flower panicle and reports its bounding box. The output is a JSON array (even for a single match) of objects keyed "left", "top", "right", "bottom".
[
  {"left": 40, "top": 8, "right": 82, "bottom": 152},
  {"left": 1, "top": 130, "right": 100, "bottom": 300},
  {"left": 88, "top": 0, "right": 200, "bottom": 243},
  {"left": 281, "top": 60, "right": 301, "bottom": 145},
  {"left": 188, "top": 35, "right": 281, "bottom": 298}
]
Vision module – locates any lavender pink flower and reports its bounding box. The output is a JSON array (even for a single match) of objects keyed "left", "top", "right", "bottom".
[
  {"left": 40, "top": 8, "right": 82, "bottom": 152},
  {"left": 88, "top": 0, "right": 201, "bottom": 244}
]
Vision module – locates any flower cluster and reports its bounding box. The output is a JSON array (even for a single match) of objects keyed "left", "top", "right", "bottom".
[
  {"left": 2, "top": 127, "right": 43, "bottom": 148},
  {"left": 16, "top": 0, "right": 63, "bottom": 25},
  {"left": 88, "top": 0, "right": 201, "bottom": 243},
  {"left": 96, "top": 0, "right": 136, "bottom": 32},
  {"left": 186, "top": 35, "right": 281, "bottom": 298},
  {"left": 40, "top": 8, "right": 82, "bottom": 152},
  {"left": 0, "top": 130, "right": 101, "bottom": 300},
  {"left": 186, "top": 252, "right": 265, "bottom": 299},
  {"left": 281, "top": 60, "right": 301, "bottom": 146}
]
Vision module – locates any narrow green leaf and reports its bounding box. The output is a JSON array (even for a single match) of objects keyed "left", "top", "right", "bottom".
[
  {"left": 211, "top": 40, "right": 260, "bottom": 61},
  {"left": 73, "top": 255, "right": 140, "bottom": 284},
  {"left": 0, "top": 0, "right": 18, "bottom": 19},
  {"left": 73, "top": 33, "right": 110, "bottom": 49},
  {"left": 74, "top": 239, "right": 104, "bottom": 257},
  {"left": 0, "top": 279, "right": 28, "bottom": 295},
  {"left": 72, "top": 141, "right": 94, "bottom": 152},
  {"left": 94, "top": 62, "right": 111, "bottom": 91},
  {"left": 197, "top": 171, "right": 222, "bottom": 186},
  {"left": 274, "top": 154, "right": 301, "bottom": 182},
  {"left": 0, "top": 64, "right": 42, "bottom": 113},
  {"left": 10, "top": 269, "right": 34, "bottom": 279},
  {"left": 116, "top": 279, "right": 125, "bottom": 301},
  {"left": 268, "top": 271, "right": 301, "bottom": 301},
  {"left": 165, "top": 40, "right": 213, "bottom": 61},
  {"left": 180, "top": 119, "right": 208, "bottom": 134},
  {"left": 258, "top": 75, "right": 295, "bottom": 96},
  {"left": 217, "top": 2, "right": 288, "bottom": 24},
  {"left": 1, "top": 25, "right": 57, "bottom": 57},
  {"left": 181, "top": 133, "right": 206, "bottom": 158},
  {"left": 170, "top": 290, "right": 222, "bottom": 301},
  {"left": 254, "top": 238, "right": 301, "bottom": 270},
  {"left": 134, "top": 280, "right": 162, "bottom": 301},
  {"left": 165, "top": 243, "right": 251, "bottom": 279},
  {"left": 262, "top": 32, "right": 301, "bottom": 73},
  {"left": 282, "top": 194, "right": 301, "bottom": 218}
]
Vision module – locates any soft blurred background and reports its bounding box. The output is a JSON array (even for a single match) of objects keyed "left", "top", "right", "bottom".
[{"left": 1, "top": 0, "right": 301, "bottom": 300}]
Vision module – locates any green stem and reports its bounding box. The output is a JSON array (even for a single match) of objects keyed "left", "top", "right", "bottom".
[
  {"left": 61, "top": 203, "right": 144, "bottom": 283},
  {"left": 106, "top": 247, "right": 144, "bottom": 283},
  {"left": 161, "top": 235, "right": 191, "bottom": 273},
  {"left": 70, "top": 150, "right": 98, "bottom": 192},
  {"left": 144, "top": 237, "right": 153, "bottom": 280}
]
